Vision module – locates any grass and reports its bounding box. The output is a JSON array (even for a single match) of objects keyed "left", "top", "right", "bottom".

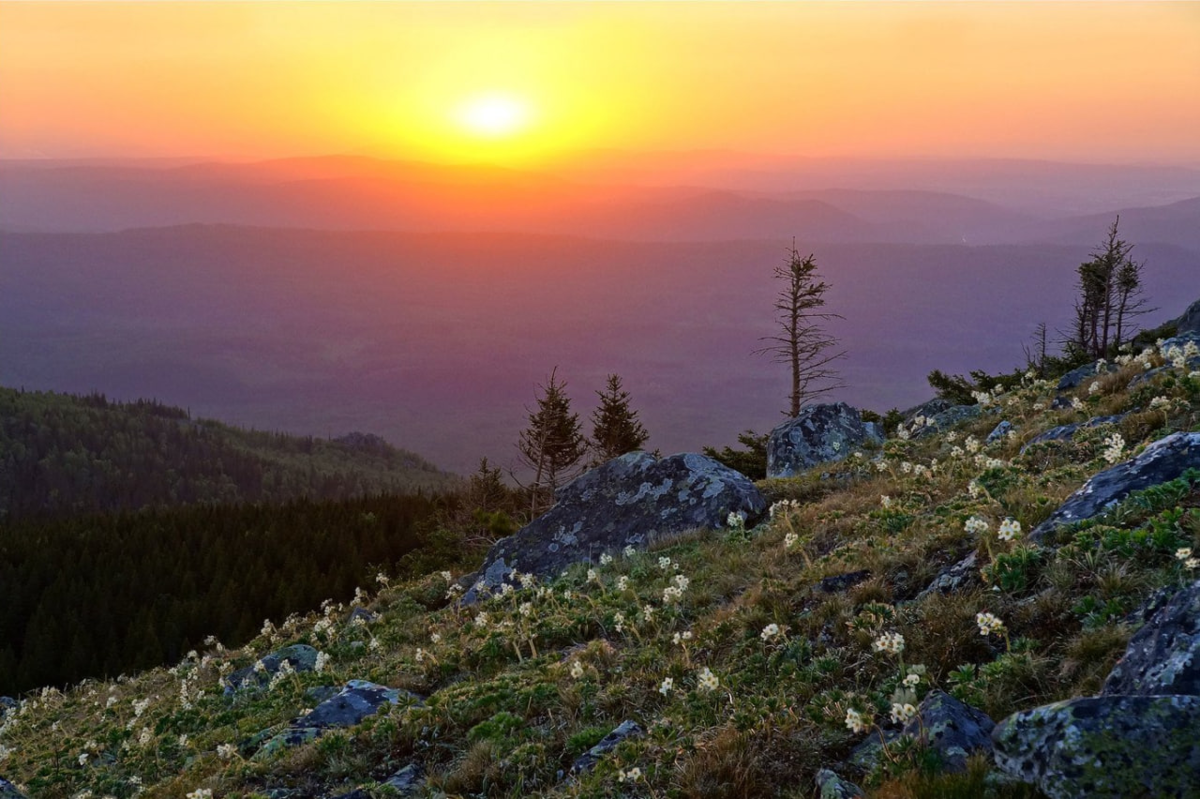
[{"left": 1, "top": 353, "right": 1198, "bottom": 798}]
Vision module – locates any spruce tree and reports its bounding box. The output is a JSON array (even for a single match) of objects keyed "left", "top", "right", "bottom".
[
  {"left": 517, "top": 368, "right": 586, "bottom": 518},
  {"left": 589, "top": 374, "right": 650, "bottom": 466}
]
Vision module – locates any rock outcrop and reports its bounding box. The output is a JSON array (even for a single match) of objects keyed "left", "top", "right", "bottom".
[
  {"left": 992, "top": 695, "right": 1200, "bottom": 799},
  {"left": 224, "top": 644, "right": 320, "bottom": 696},
  {"left": 850, "top": 690, "right": 994, "bottom": 773},
  {"left": 253, "top": 680, "right": 420, "bottom": 760},
  {"left": 910, "top": 404, "right": 982, "bottom": 439},
  {"left": 766, "top": 403, "right": 882, "bottom": 478},
  {"left": 1057, "top": 361, "right": 1115, "bottom": 392},
  {"left": 1019, "top": 414, "right": 1126, "bottom": 455},
  {"left": 465, "top": 453, "right": 765, "bottom": 601},
  {"left": 0, "top": 779, "right": 26, "bottom": 799},
  {"left": 1030, "top": 431, "right": 1200, "bottom": 543},
  {"left": 1103, "top": 580, "right": 1200, "bottom": 697}
]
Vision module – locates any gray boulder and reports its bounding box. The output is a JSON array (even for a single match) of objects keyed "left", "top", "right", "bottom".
[
  {"left": 917, "top": 551, "right": 979, "bottom": 599},
  {"left": 992, "top": 695, "right": 1200, "bottom": 799},
  {"left": 850, "top": 690, "right": 994, "bottom": 773},
  {"left": 816, "top": 769, "right": 863, "bottom": 799},
  {"left": 902, "top": 397, "right": 953, "bottom": 423},
  {"left": 224, "top": 644, "right": 320, "bottom": 696},
  {"left": 464, "top": 453, "right": 764, "bottom": 601},
  {"left": 766, "top": 403, "right": 882, "bottom": 478},
  {"left": 986, "top": 420, "right": 1012, "bottom": 444},
  {"left": 299, "top": 680, "right": 419, "bottom": 729},
  {"left": 1019, "top": 414, "right": 1126, "bottom": 455},
  {"left": 1103, "top": 580, "right": 1200, "bottom": 697},
  {"left": 911, "top": 404, "right": 982, "bottom": 439},
  {"left": 1057, "top": 361, "right": 1115, "bottom": 392},
  {"left": 0, "top": 696, "right": 16, "bottom": 718},
  {"left": 570, "top": 719, "right": 643, "bottom": 774},
  {"left": 253, "top": 680, "right": 421, "bottom": 760},
  {"left": 1030, "top": 432, "right": 1200, "bottom": 543},
  {"left": 0, "top": 779, "right": 27, "bottom": 799}
]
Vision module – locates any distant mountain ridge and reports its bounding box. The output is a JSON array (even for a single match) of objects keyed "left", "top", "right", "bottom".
[
  {"left": 3, "top": 155, "right": 1198, "bottom": 248},
  {"left": 0, "top": 386, "right": 457, "bottom": 520}
]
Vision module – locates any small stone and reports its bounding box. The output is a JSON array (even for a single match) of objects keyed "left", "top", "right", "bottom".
[
  {"left": 570, "top": 720, "right": 644, "bottom": 774},
  {"left": 850, "top": 690, "right": 993, "bottom": 773},
  {"left": 816, "top": 570, "right": 871, "bottom": 594},
  {"left": 986, "top": 420, "right": 1012, "bottom": 444},
  {"left": 0, "top": 778, "right": 28, "bottom": 799},
  {"left": 224, "top": 644, "right": 320, "bottom": 696},
  {"left": 384, "top": 763, "right": 424, "bottom": 794}
]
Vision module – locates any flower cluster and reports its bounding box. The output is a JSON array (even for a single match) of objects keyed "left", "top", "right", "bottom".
[
  {"left": 997, "top": 518, "right": 1022, "bottom": 542},
  {"left": 844, "top": 707, "right": 868, "bottom": 734},
  {"left": 1102, "top": 432, "right": 1125, "bottom": 465},
  {"left": 1176, "top": 548, "right": 1199, "bottom": 570},
  {"left": 976, "top": 612, "right": 1006, "bottom": 637},
  {"left": 964, "top": 516, "right": 989, "bottom": 536},
  {"left": 872, "top": 631, "right": 905, "bottom": 656},
  {"left": 697, "top": 666, "right": 719, "bottom": 692}
]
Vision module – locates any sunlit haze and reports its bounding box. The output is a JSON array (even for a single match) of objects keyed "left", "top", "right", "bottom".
[{"left": 2, "top": 1, "right": 1199, "bottom": 165}]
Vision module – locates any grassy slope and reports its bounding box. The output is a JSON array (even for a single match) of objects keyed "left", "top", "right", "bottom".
[
  {"left": 1, "top": 354, "right": 1198, "bottom": 799},
  {"left": 0, "top": 387, "right": 458, "bottom": 519}
]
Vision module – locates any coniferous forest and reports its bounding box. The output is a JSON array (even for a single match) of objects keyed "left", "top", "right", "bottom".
[
  {"left": 0, "top": 492, "right": 465, "bottom": 696},
  {"left": 0, "top": 386, "right": 457, "bottom": 521}
]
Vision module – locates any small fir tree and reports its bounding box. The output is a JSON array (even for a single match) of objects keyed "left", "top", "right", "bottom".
[
  {"left": 517, "top": 368, "right": 587, "bottom": 518},
  {"left": 589, "top": 374, "right": 650, "bottom": 466}
]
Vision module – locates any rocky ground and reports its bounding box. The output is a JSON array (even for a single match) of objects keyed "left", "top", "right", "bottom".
[{"left": 2, "top": 328, "right": 1200, "bottom": 798}]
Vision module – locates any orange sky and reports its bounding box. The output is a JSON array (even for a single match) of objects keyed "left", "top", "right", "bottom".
[{"left": 1, "top": 1, "right": 1198, "bottom": 164}]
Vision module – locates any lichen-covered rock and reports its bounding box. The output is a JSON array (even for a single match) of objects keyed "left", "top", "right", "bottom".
[
  {"left": 1030, "top": 432, "right": 1200, "bottom": 543},
  {"left": 299, "top": 680, "right": 419, "bottom": 729},
  {"left": 464, "top": 453, "right": 764, "bottom": 601},
  {"left": 902, "top": 397, "right": 953, "bottom": 423},
  {"left": 252, "top": 681, "right": 421, "bottom": 760},
  {"left": 1103, "top": 580, "right": 1200, "bottom": 697},
  {"left": 992, "top": 694, "right": 1200, "bottom": 799},
  {"left": 816, "top": 768, "right": 863, "bottom": 799},
  {"left": 766, "top": 403, "right": 882, "bottom": 478},
  {"left": 224, "top": 644, "right": 320, "bottom": 696},
  {"left": 850, "top": 690, "right": 993, "bottom": 773},
  {"left": 570, "top": 720, "right": 643, "bottom": 774},
  {"left": 1019, "top": 414, "right": 1126, "bottom": 455},
  {"left": 0, "top": 778, "right": 27, "bottom": 799},
  {"left": 911, "top": 404, "right": 982, "bottom": 439}
]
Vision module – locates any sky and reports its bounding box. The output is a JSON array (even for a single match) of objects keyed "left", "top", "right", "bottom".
[{"left": 1, "top": 1, "right": 1199, "bottom": 165}]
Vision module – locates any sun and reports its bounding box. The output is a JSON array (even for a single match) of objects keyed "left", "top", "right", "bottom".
[{"left": 456, "top": 93, "right": 531, "bottom": 139}]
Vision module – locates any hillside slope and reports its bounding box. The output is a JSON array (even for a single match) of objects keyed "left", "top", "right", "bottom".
[
  {"left": 1, "top": 341, "right": 1197, "bottom": 797},
  {"left": 0, "top": 387, "right": 457, "bottom": 519}
]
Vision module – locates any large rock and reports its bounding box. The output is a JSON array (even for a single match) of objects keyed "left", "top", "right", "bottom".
[
  {"left": 1030, "top": 432, "right": 1200, "bottom": 543},
  {"left": 464, "top": 453, "right": 765, "bottom": 600},
  {"left": 850, "top": 690, "right": 994, "bottom": 773},
  {"left": 224, "top": 644, "right": 320, "bottom": 696},
  {"left": 1019, "top": 414, "right": 1126, "bottom": 455},
  {"left": 570, "top": 720, "right": 643, "bottom": 774},
  {"left": 992, "top": 695, "right": 1200, "bottom": 799},
  {"left": 1103, "top": 580, "right": 1200, "bottom": 697},
  {"left": 766, "top": 403, "right": 882, "bottom": 478}
]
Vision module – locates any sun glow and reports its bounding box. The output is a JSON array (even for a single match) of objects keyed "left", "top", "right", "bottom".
[{"left": 457, "top": 93, "right": 531, "bottom": 139}]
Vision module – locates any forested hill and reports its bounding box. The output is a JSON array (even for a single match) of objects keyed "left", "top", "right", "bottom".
[{"left": 0, "top": 386, "right": 458, "bottom": 519}]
